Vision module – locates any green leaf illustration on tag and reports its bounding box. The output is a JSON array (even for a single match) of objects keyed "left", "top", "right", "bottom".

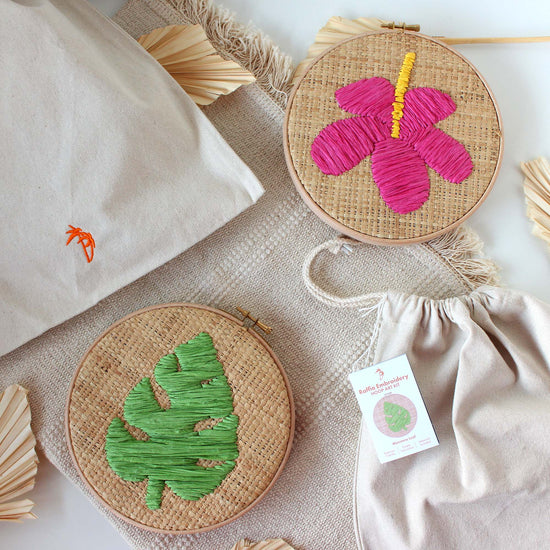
[
  {"left": 105, "top": 332, "right": 239, "bottom": 510},
  {"left": 384, "top": 401, "right": 411, "bottom": 433}
]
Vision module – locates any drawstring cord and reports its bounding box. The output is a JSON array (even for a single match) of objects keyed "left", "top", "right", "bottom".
[{"left": 302, "top": 237, "right": 387, "bottom": 310}]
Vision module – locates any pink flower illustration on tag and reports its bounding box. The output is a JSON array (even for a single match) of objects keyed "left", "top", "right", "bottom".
[{"left": 310, "top": 52, "right": 473, "bottom": 214}]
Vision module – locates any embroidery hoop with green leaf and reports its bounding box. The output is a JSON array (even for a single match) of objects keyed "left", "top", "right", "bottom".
[{"left": 66, "top": 303, "right": 294, "bottom": 534}]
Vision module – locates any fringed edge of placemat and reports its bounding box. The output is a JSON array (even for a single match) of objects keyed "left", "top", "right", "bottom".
[
  {"left": 424, "top": 226, "right": 500, "bottom": 289},
  {"left": 170, "top": 0, "right": 294, "bottom": 107},
  {"left": 114, "top": 0, "right": 294, "bottom": 108}
]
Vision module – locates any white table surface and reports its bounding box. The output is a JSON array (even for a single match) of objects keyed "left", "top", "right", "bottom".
[{"left": 4, "top": 0, "right": 549, "bottom": 548}]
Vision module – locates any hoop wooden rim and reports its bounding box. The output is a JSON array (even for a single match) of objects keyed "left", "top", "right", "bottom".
[
  {"left": 65, "top": 302, "right": 295, "bottom": 534},
  {"left": 283, "top": 30, "right": 504, "bottom": 245}
]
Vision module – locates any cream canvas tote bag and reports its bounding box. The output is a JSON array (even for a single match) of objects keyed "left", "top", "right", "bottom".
[{"left": 0, "top": 0, "right": 263, "bottom": 356}]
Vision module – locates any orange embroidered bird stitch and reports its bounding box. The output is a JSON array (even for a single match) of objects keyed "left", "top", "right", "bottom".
[{"left": 66, "top": 225, "right": 95, "bottom": 263}]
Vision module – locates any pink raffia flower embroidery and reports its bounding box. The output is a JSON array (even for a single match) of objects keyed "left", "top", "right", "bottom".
[{"left": 311, "top": 52, "right": 473, "bottom": 214}]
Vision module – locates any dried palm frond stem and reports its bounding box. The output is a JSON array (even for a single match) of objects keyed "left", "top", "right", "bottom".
[
  {"left": 0, "top": 385, "right": 38, "bottom": 522},
  {"left": 230, "top": 539, "right": 295, "bottom": 550},
  {"left": 521, "top": 157, "right": 550, "bottom": 251}
]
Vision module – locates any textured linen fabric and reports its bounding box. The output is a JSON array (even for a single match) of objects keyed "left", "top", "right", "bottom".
[
  {"left": 0, "top": 0, "right": 263, "bottom": 356},
  {"left": 0, "top": 0, "right": 499, "bottom": 549},
  {"left": 353, "top": 287, "right": 550, "bottom": 550}
]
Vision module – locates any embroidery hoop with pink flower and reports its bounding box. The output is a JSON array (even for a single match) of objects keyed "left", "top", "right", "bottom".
[
  {"left": 284, "top": 31, "right": 503, "bottom": 244},
  {"left": 311, "top": 51, "right": 473, "bottom": 215}
]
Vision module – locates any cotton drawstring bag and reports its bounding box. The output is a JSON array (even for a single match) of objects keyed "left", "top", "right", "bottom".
[{"left": 304, "top": 237, "right": 550, "bottom": 550}]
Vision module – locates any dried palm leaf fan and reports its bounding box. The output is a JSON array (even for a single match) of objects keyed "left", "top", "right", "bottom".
[
  {"left": 292, "top": 17, "right": 393, "bottom": 86},
  {"left": 285, "top": 27, "right": 504, "bottom": 244},
  {"left": 0, "top": 385, "right": 38, "bottom": 522},
  {"left": 521, "top": 157, "right": 550, "bottom": 251},
  {"left": 138, "top": 24, "right": 256, "bottom": 105},
  {"left": 231, "top": 539, "right": 295, "bottom": 550}
]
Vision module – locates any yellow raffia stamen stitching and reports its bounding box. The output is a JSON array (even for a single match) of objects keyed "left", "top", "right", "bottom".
[{"left": 391, "top": 52, "right": 416, "bottom": 139}]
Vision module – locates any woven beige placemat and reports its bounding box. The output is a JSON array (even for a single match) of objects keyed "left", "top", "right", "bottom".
[
  {"left": 66, "top": 303, "right": 294, "bottom": 533},
  {"left": 285, "top": 30, "right": 503, "bottom": 244}
]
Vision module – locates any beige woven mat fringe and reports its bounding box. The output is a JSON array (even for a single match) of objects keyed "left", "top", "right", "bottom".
[{"left": 0, "top": 0, "right": 498, "bottom": 548}]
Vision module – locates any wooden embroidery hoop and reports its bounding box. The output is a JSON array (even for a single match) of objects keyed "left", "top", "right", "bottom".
[
  {"left": 65, "top": 303, "right": 294, "bottom": 534},
  {"left": 284, "top": 30, "right": 503, "bottom": 244}
]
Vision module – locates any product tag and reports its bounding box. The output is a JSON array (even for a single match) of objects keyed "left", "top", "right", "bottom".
[{"left": 349, "top": 354, "right": 438, "bottom": 463}]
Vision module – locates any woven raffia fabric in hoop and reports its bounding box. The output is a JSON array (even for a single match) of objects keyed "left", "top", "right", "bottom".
[
  {"left": 67, "top": 304, "right": 293, "bottom": 532},
  {"left": 285, "top": 31, "right": 503, "bottom": 243}
]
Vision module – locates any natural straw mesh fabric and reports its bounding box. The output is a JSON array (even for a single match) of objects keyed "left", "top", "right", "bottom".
[
  {"left": 286, "top": 31, "right": 502, "bottom": 243},
  {"left": 0, "top": 0, "right": 501, "bottom": 548},
  {"left": 67, "top": 305, "right": 292, "bottom": 532}
]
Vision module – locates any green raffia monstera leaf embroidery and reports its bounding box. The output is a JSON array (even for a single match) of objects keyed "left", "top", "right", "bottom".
[
  {"left": 105, "top": 332, "right": 239, "bottom": 510},
  {"left": 384, "top": 401, "right": 411, "bottom": 433}
]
